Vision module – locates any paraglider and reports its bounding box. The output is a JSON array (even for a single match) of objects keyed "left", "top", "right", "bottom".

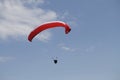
[
  {"left": 28, "top": 21, "right": 71, "bottom": 42},
  {"left": 28, "top": 21, "right": 71, "bottom": 64}
]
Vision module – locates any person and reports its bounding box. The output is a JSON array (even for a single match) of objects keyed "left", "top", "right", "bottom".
[
  {"left": 52, "top": 57, "right": 58, "bottom": 64},
  {"left": 54, "top": 59, "right": 58, "bottom": 64}
]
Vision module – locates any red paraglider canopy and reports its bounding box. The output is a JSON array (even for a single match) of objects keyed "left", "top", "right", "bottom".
[{"left": 28, "top": 21, "right": 71, "bottom": 42}]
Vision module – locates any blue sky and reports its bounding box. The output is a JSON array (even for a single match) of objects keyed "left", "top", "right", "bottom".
[{"left": 0, "top": 0, "right": 120, "bottom": 80}]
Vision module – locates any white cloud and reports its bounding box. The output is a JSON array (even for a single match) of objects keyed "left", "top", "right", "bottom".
[
  {"left": 0, "top": 0, "right": 57, "bottom": 42},
  {"left": 0, "top": 56, "right": 15, "bottom": 63},
  {"left": 58, "top": 43, "right": 75, "bottom": 52},
  {"left": 61, "top": 46, "right": 75, "bottom": 52}
]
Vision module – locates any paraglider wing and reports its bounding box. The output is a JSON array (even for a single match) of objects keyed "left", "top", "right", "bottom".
[{"left": 28, "top": 21, "right": 71, "bottom": 42}]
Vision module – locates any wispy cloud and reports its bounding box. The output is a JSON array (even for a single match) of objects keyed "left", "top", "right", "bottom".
[
  {"left": 0, "top": 56, "right": 15, "bottom": 63},
  {"left": 0, "top": 0, "right": 57, "bottom": 42},
  {"left": 61, "top": 46, "right": 75, "bottom": 52},
  {"left": 58, "top": 11, "right": 78, "bottom": 28},
  {"left": 36, "top": 30, "right": 52, "bottom": 42},
  {"left": 58, "top": 43, "right": 76, "bottom": 52},
  {"left": 58, "top": 43, "right": 96, "bottom": 55}
]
